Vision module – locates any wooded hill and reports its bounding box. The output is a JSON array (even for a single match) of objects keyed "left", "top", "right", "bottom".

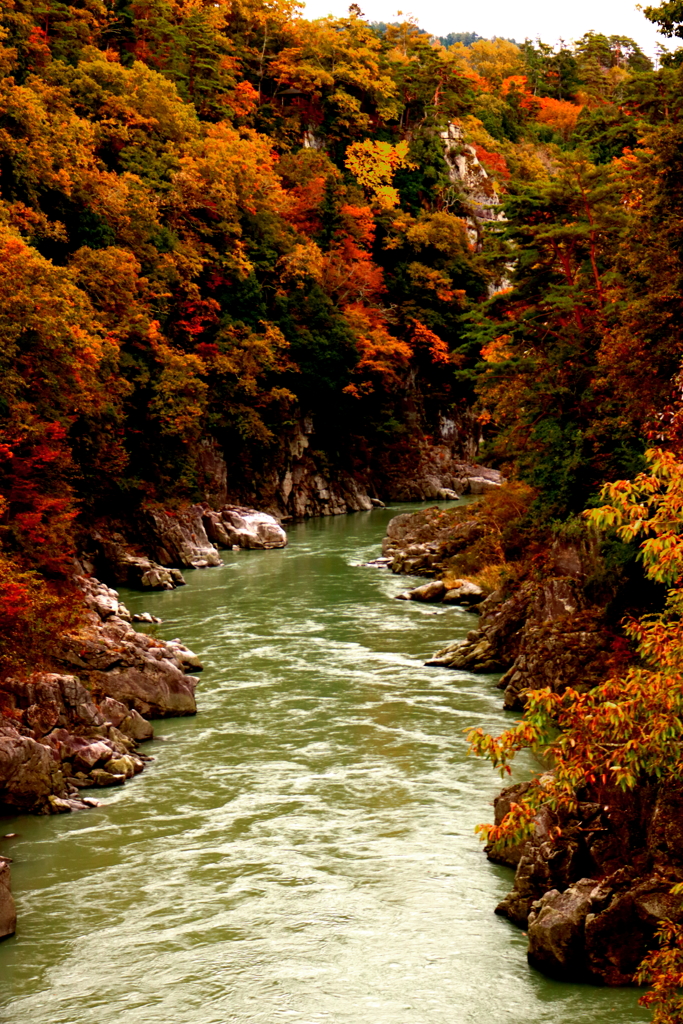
[{"left": 1, "top": 2, "right": 681, "bottom": 625}]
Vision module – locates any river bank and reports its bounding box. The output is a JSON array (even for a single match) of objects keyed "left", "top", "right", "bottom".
[{"left": 382, "top": 500, "right": 682, "bottom": 990}]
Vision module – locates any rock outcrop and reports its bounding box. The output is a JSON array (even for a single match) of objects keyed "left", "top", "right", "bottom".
[
  {"left": 0, "top": 577, "right": 201, "bottom": 816},
  {"left": 428, "top": 577, "right": 611, "bottom": 708},
  {"left": 382, "top": 502, "right": 489, "bottom": 576},
  {"left": 382, "top": 454, "right": 501, "bottom": 505},
  {"left": 201, "top": 506, "right": 287, "bottom": 549},
  {"left": 490, "top": 780, "right": 683, "bottom": 984},
  {"left": 83, "top": 504, "right": 287, "bottom": 590}
]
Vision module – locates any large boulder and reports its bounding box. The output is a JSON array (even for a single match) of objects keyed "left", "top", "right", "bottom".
[
  {"left": 527, "top": 879, "right": 603, "bottom": 980},
  {"left": 203, "top": 506, "right": 287, "bottom": 549},
  {"left": 0, "top": 720, "right": 66, "bottom": 813}
]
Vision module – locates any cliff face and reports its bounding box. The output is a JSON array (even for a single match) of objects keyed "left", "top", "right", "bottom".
[{"left": 491, "top": 779, "right": 683, "bottom": 985}]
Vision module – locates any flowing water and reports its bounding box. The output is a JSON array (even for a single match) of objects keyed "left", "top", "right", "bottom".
[{"left": 0, "top": 504, "right": 649, "bottom": 1024}]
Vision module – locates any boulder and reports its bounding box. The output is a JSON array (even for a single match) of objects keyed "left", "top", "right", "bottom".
[
  {"left": 103, "top": 755, "right": 136, "bottom": 779},
  {"left": 527, "top": 879, "right": 601, "bottom": 980},
  {"left": 210, "top": 506, "right": 287, "bottom": 550},
  {"left": 396, "top": 580, "right": 447, "bottom": 602},
  {"left": 119, "top": 710, "right": 154, "bottom": 742},
  {"left": 142, "top": 505, "right": 222, "bottom": 568},
  {"left": 0, "top": 720, "right": 65, "bottom": 813},
  {"left": 443, "top": 580, "right": 485, "bottom": 606},
  {"left": 90, "top": 768, "right": 126, "bottom": 787},
  {"left": 0, "top": 859, "right": 16, "bottom": 940}
]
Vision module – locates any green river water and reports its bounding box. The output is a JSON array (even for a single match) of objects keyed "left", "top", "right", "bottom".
[{"left": 0, "top": 504, "right": 649, "bottom": 1024}]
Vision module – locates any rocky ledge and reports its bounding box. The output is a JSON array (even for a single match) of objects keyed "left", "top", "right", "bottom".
[
  {"left": 82, "top": 504, "right": 287, "bottom": 591},
  {"left": 382, "top": 507, "right": 483, "bottom": 577},
  {"left": 427, "top": 576, "right": 612, "bottom": 708},
  {"left": 0, "top": 576, "right": 202, "bottom": 939},
  {"left": 490, "top": 778, "right": 683, "bottom": 984}
]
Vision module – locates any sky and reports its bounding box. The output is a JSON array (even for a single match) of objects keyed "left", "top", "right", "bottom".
[{"left": 300, "top": 0, "right": 675, "bottom": 59}]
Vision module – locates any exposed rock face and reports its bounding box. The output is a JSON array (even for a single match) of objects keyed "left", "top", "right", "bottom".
[
  {"left": 84, "top": 504, "right": 288, "bottom": 590},
  {"left": 490, "top": 780, "right": 683, "bottom": 984},
  {"left": 214, "top": 417, "right": 492, "bottom": 519},
  {"left": 141, "top": 506, "right": 222, "bottom": 569},
  {"left": 83, "top": 532, "right": 187, "bottom": 591},
  {"left": 0, "top": 859, "right": 16, "bottom": 940},
  {"left": 0, "top": 577, "right": 201, "bottom": 816},
  {"left": 441, "top": 123, "right": 502, "bottom": 230},
  {"left": 428, "top": 577, "right": 611, "bottom": 709},
  {"left": 254, "top": 419, "right": 377, "bottom": 518},
  {"left": 383, "top": 454, "right": 501, "bottom": 504}
]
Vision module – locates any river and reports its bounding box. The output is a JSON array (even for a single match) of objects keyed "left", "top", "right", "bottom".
[{"left": 0, "top": 504, "right": 649, "bottom": 1024}]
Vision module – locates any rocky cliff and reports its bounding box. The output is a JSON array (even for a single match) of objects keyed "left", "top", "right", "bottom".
[{"left": 490, "top": 778, "right": 683, "bottom": 985}]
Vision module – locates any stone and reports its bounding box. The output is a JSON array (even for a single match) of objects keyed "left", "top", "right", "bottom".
[
  {"left": 527, "top": 879, "right": 599, "bottom": 980},
  {"left": 0, "top": 859, "right": 16, "bottom": 940},
  {"left": 48, "top": 795, "right": 74, "bottom": 814},
  {"left": 443, "top": 580, "right": 485, "bottom": 606},
  {"left": 98, "top": 697, "right": 129, "bottom": 728},
  {"left": 90, "top": 769, "right": 126, "bottom": 787},
  {"left": 119, "top": 711, "right": 154, "bottom": 742},
  {"left": 103, "top": 755, "right": 136, "bottom": 779},
  {"left": 72, "top": 740, "right": 115, "bottom": 772},
  {"left": 215, "top": 507, "right": 287, "bottom": 550},
  {"left": 397, "top": 580, "right": 447, "bottom": 602},
  {"left": 0, "top": 721, "right": 65, "bottom": 813},
  {"left": 164, "top": 640, "right": 203, "bottom": 672},
  {"left": 142, "top": 505, "right": 222, "bottom": 568}
]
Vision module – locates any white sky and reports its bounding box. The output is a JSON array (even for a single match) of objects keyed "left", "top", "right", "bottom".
[{"left": 300, "top": 0, "right": 676, "bottom": 59}]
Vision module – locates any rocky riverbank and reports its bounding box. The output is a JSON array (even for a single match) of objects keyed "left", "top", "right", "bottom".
[
  {"left": 0, "top": 574, "right": 204, "bottom": 939},
  {"left": 489, "top": 777, "right": 683, "bottom": 984},
  {"left": 0, "top": 501, "right": 294, "bottom": 940},
  {"left": 381, "top": 500, "right": 614, "bottom": 710},
  {"left": 377, "top": 496, "right": 678, "bottom": 987},
  {"left": 81, "top": 504, "right": 288, "bottom": 591}
]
